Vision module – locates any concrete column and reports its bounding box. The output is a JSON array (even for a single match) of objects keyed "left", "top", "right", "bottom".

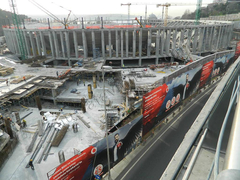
[
  {"left": 13, "top": 30, "right": 20, "bottom": 55},
  {"left": 35, "top": 31, "right": 41, "bottom": 56},
  {"left": 29, "top": 31, "right": 37, "bottom": 57},
  {"left": 101, "top": 30, "right": 105, "bottom": 59},
  {"left": 65, "top": 31, "right": 70, "bottom": 59},
  {"left": 49, "top": 31, "right": 55, "bottom": 58},
  {"left": 93, "top": 75, "right": 97, "bottom": 89},
  {"left": 23, "top": 31, "right": 31, "bottom": 56},
  {"left": 82, "top": 30, "right": 88, "bottom": 59},
  {"left": 193, "top": 28, "right": 198, "bottom": 53},
  {"left": 6, "top": 31, "right": 15, "bottom": 53},
  {"left": 165, "top": 29, "right": 170, "bottom": 56},
  {"left": 60, "top": 31, "right": 66, "bottom": 58},
  {"left": 73, "top": 31, "right": 79, "bottom": 58},
  {"left": 91, "top": 31, "right": 96, "bottom": 59},
  {"left": 204, "top": 27, "right": 210, "bottom": 51},
  {"left": 198, "top": 27, "right": 205, "bottom": 53},
  {"left": 216, "top": 26, "right": 222, "bottom": 50},
  {"left": 160, "top": 29, "right": 164, "bottom": 56},
  {"left": 139, "top": 28, "right": 142, "bottom": 66},
  {"left": 52, "top": 31, "right": 60, "bottom": 58},
  {"left": 147, "top": 29, "right": 152, "bottom": 57},
  {"left": 180, "top": 28, "right": 184, "bottom": 47},
  {"left": 187, "top": 28, "right": 192, "bottom": 49},
  {"left": 108, "top": 30, "right": 112, "bottom": 58},
  {"left": 155, "top": 30, "right": 160, "bottom": 64},
  {"left": 172, "top": 28, "right": 177, "bottom": 49},
  {"left": 125, "top": 30, "right": 129, "bottom": 58},
  {"left": 52, "top": 89, "right": 57, "bottom": 105},
  {"left": 121, "top": 30, "right": 124, "bottom": 58},
  {"left": 209, "top": 27, "right": 214, "bottom": 50},
  {"left": 227, "top": 25, "right": 234, "bottom": 47},
  {"left": 116, "top": 30, "right": 119, "bottom": 58},
  {"left": 133, "top": 30, "right": 136, "bottom": 58},
  {"left": 40, "top": 31, "right": 47, "bottom": 56}
]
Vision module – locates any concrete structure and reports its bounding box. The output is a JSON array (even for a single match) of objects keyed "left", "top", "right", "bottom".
[{"left": 3, "top": 20, "right": 233, "bottom": 66}]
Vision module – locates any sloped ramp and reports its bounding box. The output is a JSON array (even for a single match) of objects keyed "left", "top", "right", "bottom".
[{"left": 51, "top": 125, "right": 69, "bottom": 147}]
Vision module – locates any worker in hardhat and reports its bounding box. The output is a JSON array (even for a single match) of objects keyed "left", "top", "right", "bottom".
[
  {"left": 29, "top": 159, "right": 34, "bottom": 170},
  {"left": 22, "top": 119, "right": 27, "bottom": 128}
]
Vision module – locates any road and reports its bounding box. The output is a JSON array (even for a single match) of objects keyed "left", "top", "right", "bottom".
[{"left": 116, "top": 84, "right": 218, "bottom": 180}]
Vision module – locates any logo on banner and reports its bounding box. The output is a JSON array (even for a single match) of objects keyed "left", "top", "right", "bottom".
[
  {"left": 91, "top": 147, "right": 97, "bottom": 154},
  {"left": 94, "top": 164, "right": 103, "bottom": 176}
]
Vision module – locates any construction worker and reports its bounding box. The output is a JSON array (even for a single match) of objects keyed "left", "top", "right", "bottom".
[
  {"left": 7, "top": 117, "right": 12, "bottom": 123},
  {"left": 60, "top": 107, "right": 63, "bottom": 111},
  {"left": 117, "top": 107, "right": 120, "bottom": 116},
  {"left": 29, "top": 159, "right": 34, "bottom": 170},
  {"left": 23, "top": 76, "right": 26, "bottom": 81},
  {"left": 6, "top": 79, "right": 8, "bottom": 86},
  {"left": 56, "top": 71, "right": 59, "bottom": 77},
  {"left": 22, "top": 119, "right": 27, "bottom": 128}
]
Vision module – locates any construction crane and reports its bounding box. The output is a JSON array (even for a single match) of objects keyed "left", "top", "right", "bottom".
[
  {"left": 195, "top": 0, "right": 202, "bottom": 25},
  {"left": 29, "top": 0, "right": 77, "bottom": 29},
  {"left": 9, "top": 0, "right": 26, "bottom": 60},
  {"left": 157, "top": 3, "right": 207, "bottom": 26},
  {"left": 121, "top": 3, "right": 131, "bottom": 23}
]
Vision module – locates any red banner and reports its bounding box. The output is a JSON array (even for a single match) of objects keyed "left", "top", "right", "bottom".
[
  {"left": 50, "top": 146, "right": 96, "bottom": 180},
  {"left": 199, "top": 60, "right": 214, "bottom": 88},
  {"left": 142, "top": 83, "right": 168, "bottom": 125}
]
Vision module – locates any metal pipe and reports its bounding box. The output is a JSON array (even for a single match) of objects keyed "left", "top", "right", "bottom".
[
  {"left": 214, "top": 77, "right": 240, "bottom": 178},
  {"left": 103, "top": 66, "right": 112, "bottom": 180},
  {"left": 182, "top": 128, "right": 208, "bottom": 180}
]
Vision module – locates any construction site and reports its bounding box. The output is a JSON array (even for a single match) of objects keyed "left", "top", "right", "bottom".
[{"left": 1, "top": 0, "right": 240, "bottom": 180}]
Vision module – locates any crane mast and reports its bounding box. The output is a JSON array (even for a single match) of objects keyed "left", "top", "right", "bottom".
[{"left": 9, "top": 0, "right": 26, "bottom": 60}]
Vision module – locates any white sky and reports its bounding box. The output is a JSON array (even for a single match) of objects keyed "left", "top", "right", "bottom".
[{"left": 3, "top": 0, "right": 214, "bottom": 19}]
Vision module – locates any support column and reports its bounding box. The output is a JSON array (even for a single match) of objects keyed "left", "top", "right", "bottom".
[
  {"left": 193, "top": 28, "right": 198, "bottom": 53},
  {"left": 82, "top": 30, "right": 88, "bottom": 59},
  {"left": 8, "top": 31, "right": 16, "bottom": 53},
  {"left": 216, "top": 26, "right": 222, "bottom": 50},
  {"left": 29, "top": 31, "right": 37, "bottom": 57},
  {"left": 65, "top": 31, "right": 70, "bottom": 59},
  {"left": 35, "top": 32, "right": 41, "bottom": 56},
  {"left": 40, "top": 31, "right": 47, "bottom": 56},
  {"left": 139, "top": 28, "right": 142, "bottom": 66},
  {"left": 198, "top": 27, "right": 205, "bottom": 53},
  {"left": 23, "top": 31, "right": 31, "bottom": 56},
  {"left": 155, "top": 30, "right": 160, "bottom": 65},
  {"left": 116, "top": 30, "right": 119, "bottom": 58},
  {"left": 187, "top": 28, "right": 192, "bottom": 49},
  {"left": 165, "top": 29, "right": 170, "bottom": 56},
  {"left": 108, "top": 30, "right": 112, "bottom": 58},
  {"left": 60, "top": 31, "right": 66, "bottom": 58},
  {"left": 49, "top": 31, "right": 55, "bottom": 58},
  {"left": 172, "top": 28, "right": 177, "bottom": 49},
  {"left": 121, "top": 30, "right": 124, "bottom": 59},
  {"left": 53, "top": 31, "right": 60, "bottom": 58},
  {"left": 101, "top": 30, "right": 105, "bottom": 59},
  {"left": 209, "top": 27, "right": 214, "bottom": 50},
  {"left": 92, "top": 31, "right": 96, "bottom": 59},
  {"left": 13, "top": 30, "right": 20, "bottom": 55},
  {"left": 52, "top": 89, "right": 57, "bottom": 105},
  {"left": 125, "top": 30, "right": 129, "bottom": 58},
  {"left": 73, "top": 31, "right": 79, "bottom": 58},
  {"left": 180, "top": 28, "right": 185, "bottom": 47},
  {"left": 147, "top": 29, "right": 152, "bottom": 57},
  {"left": 133, "top": 30, "right": 136, "bottom": 58},
  {"left": 160, "top": 29, "right": 164, "bottom": 55}
]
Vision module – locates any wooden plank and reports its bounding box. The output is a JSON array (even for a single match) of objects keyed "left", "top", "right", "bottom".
[{"left": 51, "top": 125, "right": 69, "bottom": 147}]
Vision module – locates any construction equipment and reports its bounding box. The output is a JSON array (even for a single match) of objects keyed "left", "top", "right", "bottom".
[
  {"left": 195, "top": 0, "right": 202, "bottom": 25},
  {"left": 29, "top": 0, "right": 77, "bottom": 29},
  {"left": 157, "top": 3, "right": 207, "bottom": 26},
  {"left": 121, "top": 3, "right": 131, "bottom": 23},
  {"left": 135, "top": 17, "right": 143, "bottom": 28},
  {"left": 8, "top": 0, "right": 26, "bottom": 60}
]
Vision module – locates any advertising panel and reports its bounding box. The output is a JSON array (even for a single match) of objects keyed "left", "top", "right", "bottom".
[
  {"left": 50, "top": 115, "right": 143, "bottom": 180},
  {"left": 199, "top": 60, "right": 214, "bottom": 88},
  {"left": 234, "top": 41, "right": 240, "bottom": 60},
  {"left": 143, "top": 66, "right": 202, "bottom": 136}
]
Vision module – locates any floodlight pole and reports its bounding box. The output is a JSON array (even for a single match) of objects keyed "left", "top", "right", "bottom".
[{"left": 102, "top": 66, "right": 112, "bottom": 180}]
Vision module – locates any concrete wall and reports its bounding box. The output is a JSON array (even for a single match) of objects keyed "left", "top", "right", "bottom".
[{"left": 3, "top": 20, "right": 234, "bottom": 66}]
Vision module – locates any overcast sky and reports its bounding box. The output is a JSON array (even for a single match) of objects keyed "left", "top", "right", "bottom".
[{"left": 3, "top": 0, "right": 213, "bottom": 19}]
